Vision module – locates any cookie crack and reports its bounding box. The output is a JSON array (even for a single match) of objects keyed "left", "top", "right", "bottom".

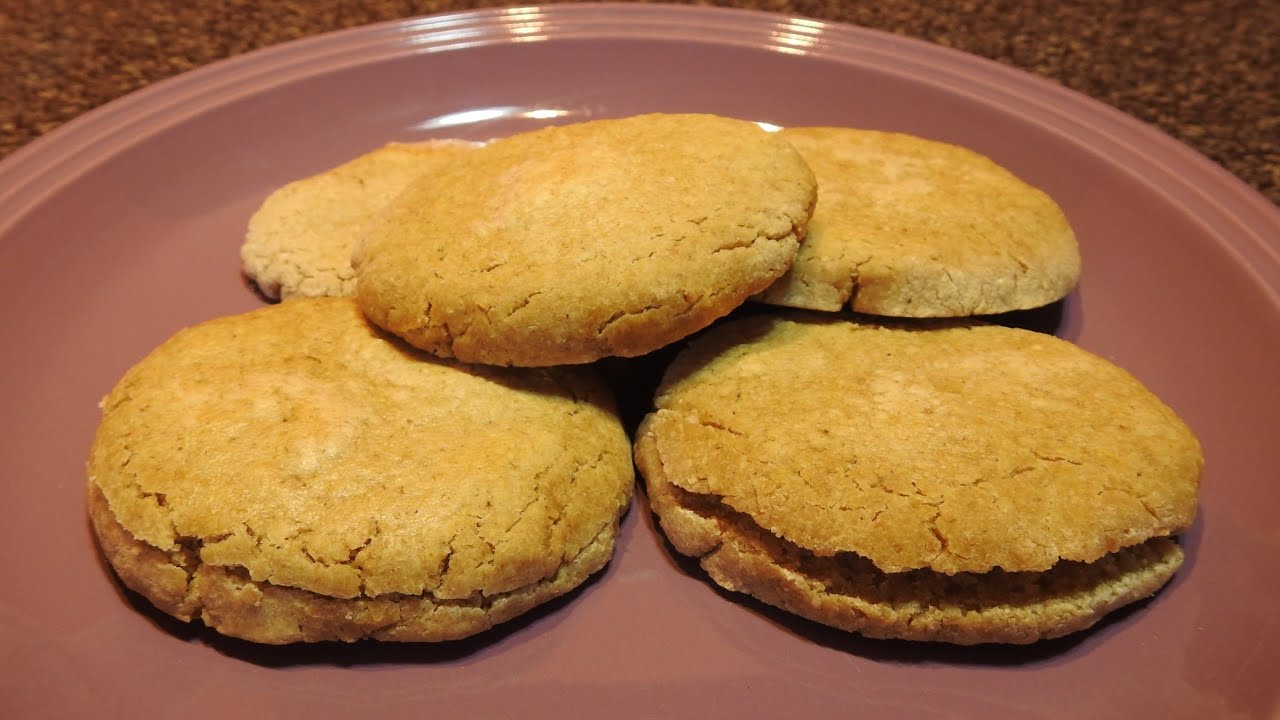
[
  {"left": 595, "top": 303, "right": 663, "bottom": 337},
  {"left": 505, "top": 492, "right": 543, "bottom": 538},
  {"left": 421, "top": 300, "right": 456, "bottom": 354},
  {"left": 121, "top": 470, "right": 183, "bottom": 550},
  {"left": 927, "top": 508, "right": 954, "bottom": 558},
  {"left": 710, "top": 232, "right": 762, "bottom": 255},
  {"left": 694, "top": 416, "right": 746, "bottom": 438},
  {"left": 299, "top": 534, "right": 374, "bottom": 569},
  {"left": 435, "top": 530, "right": 461, "bottom": 592},
  {"left": 841, "top": 254, "right": 874, "bottom": 307},
  {"left": 1033, "top": 452, "right": 1084, "bottom": 466},
  {"left": 507, "top": 290, "right": 543, "bottom": 318}
]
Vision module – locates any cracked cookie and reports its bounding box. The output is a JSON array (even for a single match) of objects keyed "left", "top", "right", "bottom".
[
  {"left": 241, "top": 139, "right": 480, "bottom": 300},
  {"left": 755, "top": 127, "right": 1080, "bottom": 317},
  {"left": 86, "top": 297, "right": 634, "bottom": 644},
  {"left": 634, "top": 314, "right": 1202, "bottom": 644},
  {"left": 353, "top": 113, "right": 816, "bottom": 367}
]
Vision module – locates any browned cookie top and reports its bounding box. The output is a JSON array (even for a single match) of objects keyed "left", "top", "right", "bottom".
[
  {"left": 637, "top": 314, "right": 1201, "bottom": 575},
  {"left": 88, "top": 298, "right": 634, "bottom": 602},
  {"left": 757, "top": 128, "right": 1080, "bottom": 317},
  {"left": 354, "top": 114, "right": 816, "bottom": 366}
]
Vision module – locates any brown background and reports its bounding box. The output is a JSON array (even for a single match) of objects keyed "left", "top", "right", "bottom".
[
  {"left": 1, "top": 3, "right": 1278, "bottom": 718},
  {"left": 1, "top": 0, "right": 1277, "bottom": 206}
]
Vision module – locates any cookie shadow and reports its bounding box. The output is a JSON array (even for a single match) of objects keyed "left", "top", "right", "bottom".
[
  {"left": 240, "top": 271, "right": 278, "bottom": 304},
  {"left": 90, "top": 512, "right": 618, "bottom": 668},
  {"left": 984, "top": 295, "right": 1081, "bottom": 341},
  {"left": 727, "top": 576, "right": 1143, "bottom": 667},
  {"left": 601, "top": 295, "right": 1082, "bottom": 435},
  {"left": 368, "top": 323, "right": 627, "bottom": 420},
  {"left": 594, "top": 300, "right": 791, "bottom": 435},
  {"left": 1158, "top": 506, "right": 1204, "bottom": 595},
  {"left": 117, "top": 561, "right": 609, "bottom": 667},
  {"left": 595, "top": 342, "right": 685, "bottom": 436},
  {"left": 638, "top": 491, "right": 1155, "bottom": 668}
]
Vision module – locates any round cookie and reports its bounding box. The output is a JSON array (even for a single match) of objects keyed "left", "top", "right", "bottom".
[
  {"left": 755, "top": 128, "right": 1080, "bottom": 317},
  {"left": 634, "top": 315, "right": 1202, "bottom": 644},
  {"left": 86, "top": 297, "right": 634, "bottom": 644},
  {"left": 353, "top": 113, "right": 816, "bottom": 367},
  {"left": 241, "top": 140, "right": 479, "bottom": 300}
]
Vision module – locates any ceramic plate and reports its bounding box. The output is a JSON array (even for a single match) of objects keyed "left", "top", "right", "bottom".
[{"left": 1, "top": 5, "right": 1277, "bottom": 718}]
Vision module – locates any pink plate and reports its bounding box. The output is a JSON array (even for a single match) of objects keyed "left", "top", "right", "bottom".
[{"left": 1, "top": 5, "right": 1277, "bottom": 718}]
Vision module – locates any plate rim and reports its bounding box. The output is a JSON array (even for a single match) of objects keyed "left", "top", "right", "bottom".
[{"left": 0, "top": 3, "right": 1277, "bottom": 298}]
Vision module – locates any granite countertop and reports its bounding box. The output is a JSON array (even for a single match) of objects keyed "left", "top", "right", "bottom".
[{"left": 1, "top": 0, "right": 1276, "bottom": 205}]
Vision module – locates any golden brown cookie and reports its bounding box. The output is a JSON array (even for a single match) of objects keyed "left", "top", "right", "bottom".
[
  {"left": 354, "top": 114, "right": 816, "bottom": 367},
  {"left": 756, "top": 128, "right": 1080, "bottom": 317},
  {"left": 241, "top": 140, "right": 479, "bottom": 300},
  {"left": 87, "top": 298, "right": 634, "bottom": 644},
  {"left": 634, "top": 314, "right": 1202, "bottom": 644}
]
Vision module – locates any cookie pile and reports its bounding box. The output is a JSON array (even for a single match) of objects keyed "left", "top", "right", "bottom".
[{"left": 88, "top": 114, "right": 1202, "bottom": 646}]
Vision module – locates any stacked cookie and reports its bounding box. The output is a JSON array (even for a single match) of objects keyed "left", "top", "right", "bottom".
[
  {"left": 634, "top": 318, "right": 1199, "bottom": 643},
  {"left": 242, "top": 139, "right": 482, "bottom": 300},
  {"left": 87, "top": 114, "right": 811, "bottom": 644},
  {"left": 88, "top": 114, "right": 1202, "bottom": 646}
]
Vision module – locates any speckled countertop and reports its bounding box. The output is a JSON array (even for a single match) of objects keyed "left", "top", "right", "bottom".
[{"left": 1, "top": 0, "right": 1276, "bottom": 204}]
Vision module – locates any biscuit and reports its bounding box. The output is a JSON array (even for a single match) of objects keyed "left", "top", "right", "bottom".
[
  {"left": 756, "top": 128, "right": 1080, "bottom": 317},
  {"left": 87, "top": 298, "right": 634, "bottom": 643},
  {"left": 241, "top": 140, "right": 479, "bottom": 300},
  {"left": 354, "top": 113, "right": 816, "bottom": 367},
  {"left": 634, "top": 315, "right": 1202, "bottom": 643}
]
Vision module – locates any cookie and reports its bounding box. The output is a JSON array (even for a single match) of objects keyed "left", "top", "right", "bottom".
[
  {"left": 86, "top": 297, "right": 634, "bottom": 644},
  {"left": 755, "top": 128, "right": 1080, "bottom": 317},
  {"left": 634, "top": 315, "right": 1202, "bottom": 643},
  {"left": 241, "top": 140, "right": 479, "bottom": 300},
  {"left": 353, "top": 113, "right": 816, "bottom": 367}
]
